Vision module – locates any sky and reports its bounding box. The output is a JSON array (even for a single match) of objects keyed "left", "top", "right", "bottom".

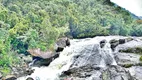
[{"left": 110, "top": 0, "right": 142, "bottom": 17}]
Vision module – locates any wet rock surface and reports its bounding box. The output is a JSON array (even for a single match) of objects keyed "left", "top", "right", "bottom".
[
  {"left": 115, "top": 53, "right": 142, "bottom": 67},
  {"left": 61, "top": 65, "right": 103, "bottom": 80},
  {"left": 61, "top": 65, "right": 134, "bottom": 80},
  {"left": 116, "top": 39, "right": 142, "bottom": 53},
  {"left": 17, "top": 36, "right": 142, "bottom": 80},
  {"left": 126, "top": 66, "right": 142, "bottom": 80}
]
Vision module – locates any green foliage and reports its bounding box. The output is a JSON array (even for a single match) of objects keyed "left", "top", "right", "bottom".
[
  {"left": 131, "top": 24, "right": 142, "bottom": 36},
  {"left": 0, "top": 67, "right": 11, "bottom": 76},
  {"left": 140, "top": 56, "right": 142, "bottom": 61}
]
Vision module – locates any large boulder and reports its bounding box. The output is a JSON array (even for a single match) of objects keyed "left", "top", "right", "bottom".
[
  {"left": 27, "top": 48, "right": 57, "bottom": 59},
  {"left": 115, "top": 53, "right": 142, "bottom": 68},
  {"left": 29, "top": 53, "right": 59, "bottom": 67},
  {"left": 61, "top": 65, "right": 134, "bottom": 80},
  {"left": 70, "top": 42, "right": 116, "bottom": 68},
  {"left": 27, "top": 48, "right": 60, "bottom": 67},
  {"left": 61, "top": 65, "right": 102, "bottom": 80},
  {"left": 55, "top": 37, "right": 70, "bottom": 52},
  {"left": 110, "top": 38, "right": 133, "bottom": 51},
  {"left": 115, "top": 39, "right": 142, "bottom": 53}
]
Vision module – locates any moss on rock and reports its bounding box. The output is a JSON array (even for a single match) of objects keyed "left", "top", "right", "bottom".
[
  {"left": 119, "top": 47, "right": 142, "bottom": 54},
  {"left": 139, "top": 56, "right": 142, "bottom": 61},
  {"left": 123, "top": 64, "right": 133, "bottom": 68}
]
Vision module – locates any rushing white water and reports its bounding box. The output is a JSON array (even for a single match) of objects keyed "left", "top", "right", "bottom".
[
  {"left": 17, "top": 40, "right": 76, "bottom": 80},
  {"left": 101, "top": 41, "right": 117, "bottom": 66},
  {"left": 17, "top": 36, "right": 125, "bottom": 80}
]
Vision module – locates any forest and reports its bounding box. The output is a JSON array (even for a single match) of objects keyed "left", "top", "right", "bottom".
[{"left": 0, "top": 0, "right": 142, "bottom": 75}]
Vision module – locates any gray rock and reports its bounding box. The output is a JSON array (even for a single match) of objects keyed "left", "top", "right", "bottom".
[
  {"left": 55, "top": 37, "right": 70, "bottom": 52},
  {"left": 71, "top": 44, "right": 104, "bottom": 68},
  {"left": 61, "top": 65, "right": 102, "bottom": 80},
  {"left": 119, "top": 39, "right": 126, "bottom": 44},
  {"left": 70, "top": 42, "right": 116, "bottom": 68},
  {"left": 87, "top": 71, "right": 102, "bottom": 80},
  {"left": 118, "top": 37, "right": 133, "bottom": 44},
  {"left": 115, "top": 53, "right": 142, "bottom": 67},
  {"left": 109, "top": 39, "right": 119, "bottom": 51},
  {"left": 101, "top": 66, "right": 133, "bottom": 80},
  {"left": 29, "top": 53, "right": 59, "bottom": 67},
  {"left": 116, "top": 40, "right": 142, "bottom": 53},
  {"left": 126, "top": 66, "right": 142, "bottom": 80},
  {"left": 100, "top": 39, "right": 106, "bottom": 48},
  {"left": 110, "top": 38, "right": 133, "bottom": 51},
  {"left": 62, "top": 65, "right": 134, "bottom": 80}
]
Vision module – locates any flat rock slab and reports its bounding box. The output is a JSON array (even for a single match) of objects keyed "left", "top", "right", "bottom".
[{"left": 115, "top": 53, "right": 141, "bottom": 66}]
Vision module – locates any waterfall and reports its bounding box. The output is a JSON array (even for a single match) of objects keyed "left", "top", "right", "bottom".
[
  {"left": 17, "top": 41, "right": 75, "bottom": 80},
  {"left": 17, "top": 36, "right": 142, "bottom": 80},
  {"left": 101, "top": 41, "right": 117, "bottom": 66},
  {"left": 17, "top": 36, "right": 119, "bottom": 80}
]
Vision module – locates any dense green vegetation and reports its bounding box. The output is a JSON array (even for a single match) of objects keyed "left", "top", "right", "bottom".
[{"left": 0, "top": 0, "right": 142, "bottom": 75}]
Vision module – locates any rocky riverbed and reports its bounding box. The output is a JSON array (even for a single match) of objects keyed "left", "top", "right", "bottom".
[{"left": 16, "top": 36, "right": 142, "bottom": 80}]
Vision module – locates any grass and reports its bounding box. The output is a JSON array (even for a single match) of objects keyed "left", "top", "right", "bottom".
[{"left": 0, "top": 67, "right": 11, "bottom": 77}]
